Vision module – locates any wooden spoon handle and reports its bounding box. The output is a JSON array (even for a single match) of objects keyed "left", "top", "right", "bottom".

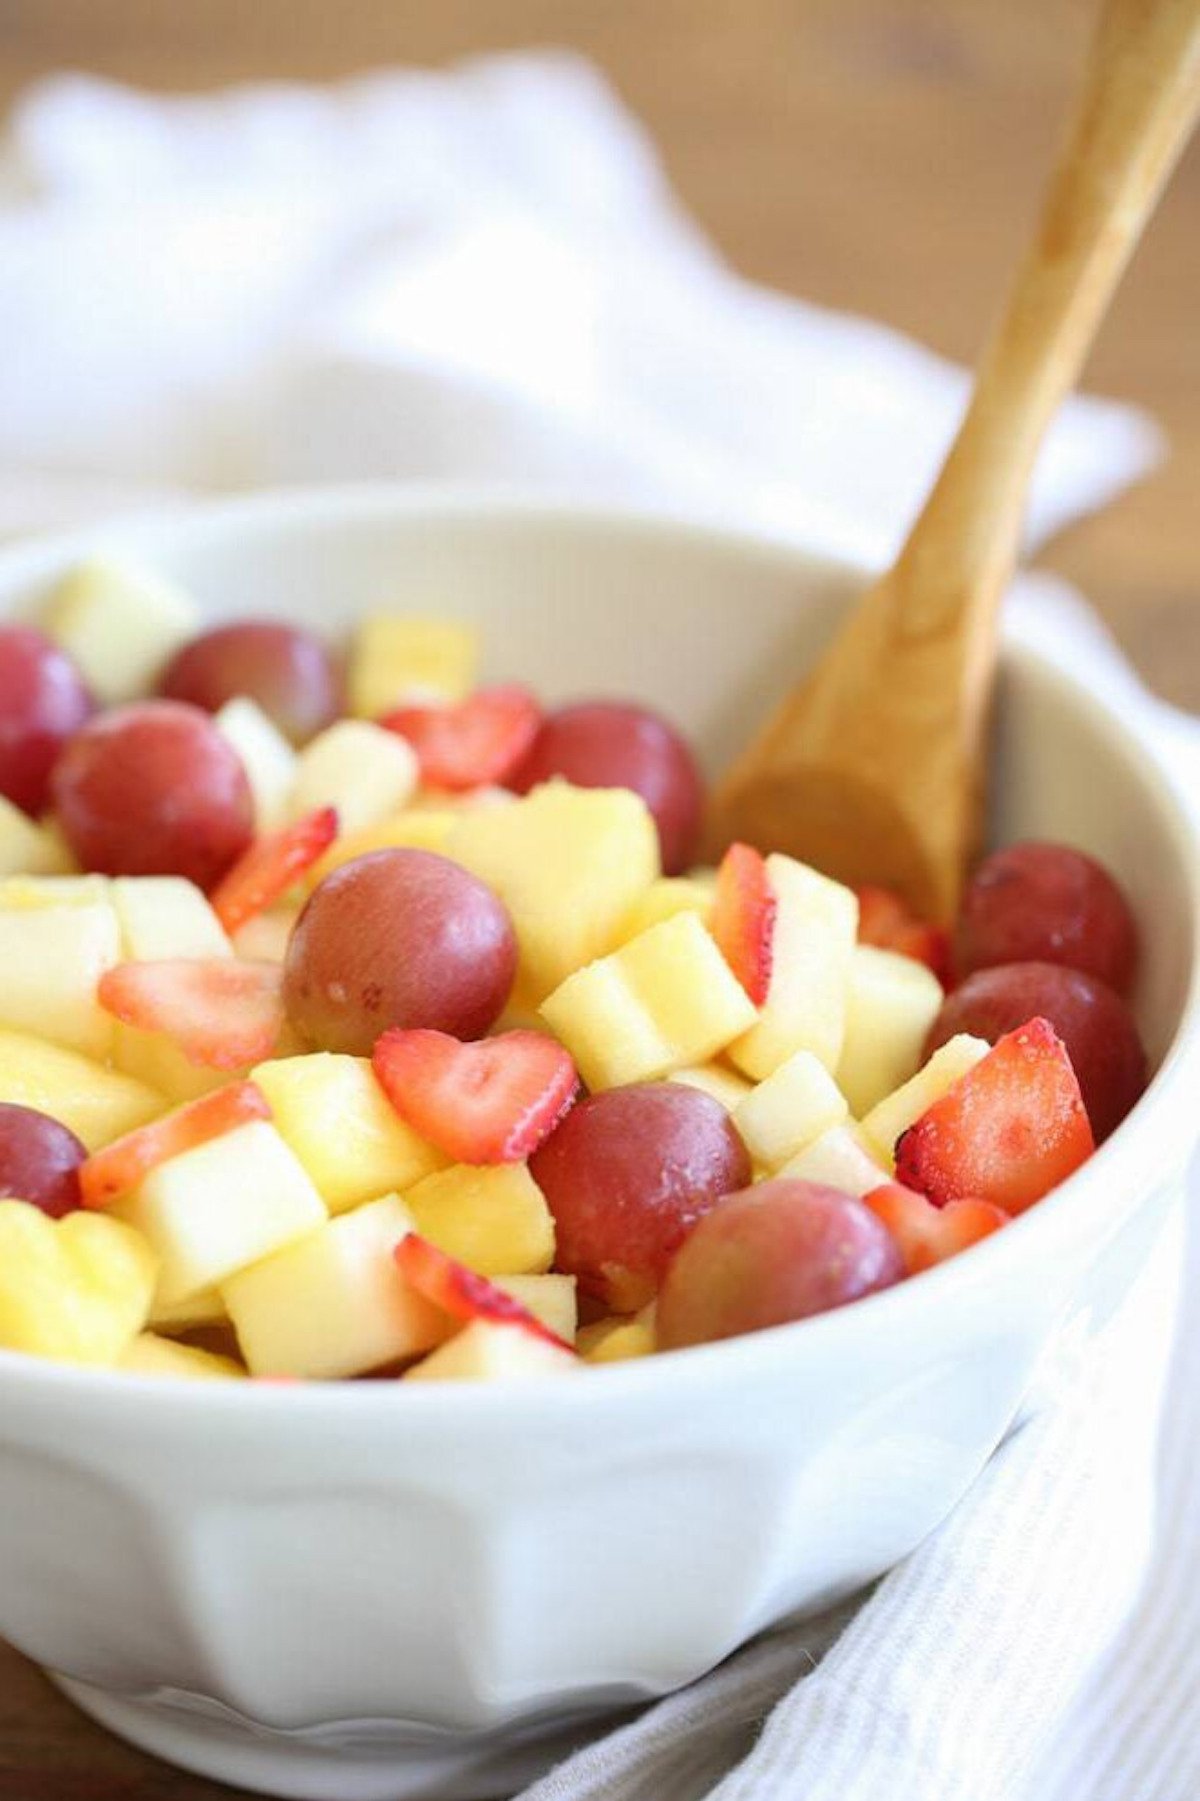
[{"left": 893, "top": 0, "right": 1200, "bottom": 638}]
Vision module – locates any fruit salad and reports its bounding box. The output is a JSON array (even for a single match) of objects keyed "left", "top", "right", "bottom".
[{"left": 0, "top": 557, "right": 1148, "bottom": 1383}]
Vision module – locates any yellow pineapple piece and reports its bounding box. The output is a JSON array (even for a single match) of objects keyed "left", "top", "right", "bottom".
[
  {"left": 43, "top": 557, "right": 199, "bottom": 704},
  {"left": 405, "top": 1318, "right": 577, "bottom": 1383},
  {"left": 252, "top": 1053, "right": 445, "bottom": 1215},
  {"left": 305, "top": 810, "right": 458, "bottom": 888},
  {"left": 289, "top": 720, "right": 419, "bottom": 833},
  {"left": 835, "top": 945, "right": 945, "bottom": 1119},
  {"left": 728, "top": 855, "right": 858, "bottom": 1081},
  {"left": 0, "top": 900, "right": 120, "bottom": 1058},
  {"left": 491, "top": 1274, "right": 577, "bottom": 1342},
  {"left": 577, "top": 1304, "right": 657, "bottom": 1364},
  {"left": 0, "top": 874, "right": 109, "bottom": 910},
  {"left": 859, "top": 1034, "right": 991, "bottom": 1167},
  {"left": 348, "top": 614, "right": 478, "bottom": 718},
  {"left": 447, "top": 780, "right": 660, "bottom": 1004},
  {"left": 540, "top": 911, "right": 756, "bottom": 1092},
  {"left": 112, "top": 1025, "right": 231, "bottom": 1106},
  {"left": 111, "top": 876, "right": 232, "bottom": 960},
  {"left": 667, "top": 1062, "right": 754, "bottom": 1112},
  {"left": 618, "top": 875, "right": 715, "bottom": 946},
  {"left": 0, "top": 1201, "right": 157, "bottom": 1365},
  {"left": 733, "top": 1049, "right": 849, "bottom": 1172},
  {"left": 0, "top": 1029, "right": 164, "bottom": 1150},
  {"left": 405, "top": 1163, "right": 554, "bottom": 1275},
  {"left": 777, "top": 1123, "right": 890, "bottom": 1197},
  {"left": 121, "top": 1332, "right": 245, "bottom": 1380}
]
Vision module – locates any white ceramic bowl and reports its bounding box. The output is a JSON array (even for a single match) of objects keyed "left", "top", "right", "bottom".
[{"left": 0, "top": 489, "right": 1196, "bottom": 1801}]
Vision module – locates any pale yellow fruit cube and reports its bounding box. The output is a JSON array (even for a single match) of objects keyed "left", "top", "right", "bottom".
[
  {"left": 577, "top": 1303, "right": 657, "bottom": 1364},
  {"left": 0, "top": 1201, "right": 157, "bottom": 1365},
  {"left": 305, "top": 810, "right": 458, "bottom": 888},
  {"left": 348, "top": 614, "right": 478, "bottom": 718},
  {"left": 777, "top": 1124, "right": 890, "bottom": 1198},
  {"left": 733, "top": 1050, "right": 849, "bottom": 1172},
  {"left": 448, "top": 781, "right": 660, "bottom": 1004},
  {"left": 0, "top": 901, "right": 120, "bottom": 1058},
  {"left": 491, "top": 1274, "right": 577, "bottom": 1343},
  {"left": 112, "top": 1023, "right": 231, "bottom": 1106},
  {"left": 0, "top": 1029, "right": 163, "bottom": 1149},
  {"left": 728, "top": 855, "right": 858, "bottom": 1081},
  {"left": 148, "top": 1284, "right": 227, "bottom": 1333},
  {"left": 252, "top": 1053, "right": 445, "bottom": 1215},
  {"left": 835, "top": 945, "right": 944, "bottom": 1119},
  {"left": 231, "top": 909, "right": 297, "bottom": 963},
  {"left": 288, "top": 720, "right": 418, "bottom": 832},
  {"left": 618, "top": 875, "right": 715, "bottom": 946},
  {"left": 405, "top": 1163, "right": 554, "bottom": 1276},
  {"left": 405, "top": 1318, "right": 578, "bottom": 1383},
  {"left": 111, "top": 876, "right": 232, "bottom": 960},
  {"left": 859, "top": 1034, "right": 991, "bottom": 1167},
  {"left": 214, "top": 697, "right": 297, "bottom": 831},
  {"left": 223, "top": 1194, "right": 448, "bottom": 1380},
  {"left": 0, "top": 874, "right": 108, "bottom": 910},
  {"left": 666, "top": 1062, "right": 754, "bottom": 1112},
  {"left": 541, "top": 911, "right": 757, "bottom": 1092},
  {"left": 121, "top": 1332, "right": 245, "bottom": 1380},
  {"left": 112, "top": 1119, "right": 327, "bottom": 1307},
  {"left": 0, "top": 799, "right": 74, "bottom": 877},
  {"left": 43, "top": 557, "right": 199, "bottom": 703}
]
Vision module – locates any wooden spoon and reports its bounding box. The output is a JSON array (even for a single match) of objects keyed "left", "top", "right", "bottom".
[{"left": 709, "top": 0, "right": 1200, "bottom": 924}]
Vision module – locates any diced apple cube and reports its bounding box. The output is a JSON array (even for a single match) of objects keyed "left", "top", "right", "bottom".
[
  {"left": 42, "top": 557, "right": 199, "bottom": 703},
  {"left": 541, "top": 911, "right": 756, "bottom": 1091},
  {"left": 448, "top": 781, "right": 660, "bottom": 1004},
  {"left": 835, "top": 945, "right": 945, "bottom": 1118},
  {"left": 859, "top": 1034, "right": 992, "bottom": 1167},
  {"left": 214, "top": 698, "right": 297, "bottom": 832},
  {"left": 305, "top": 810, "right": 458, "bottom": 888},
  {"left": 576, "top": 1305, "right": 657, "bottom": 1364},
  {"left": 121, "top": 1332, "right": 245, "bottom": 1380},
  {"left": 222, "top": 1194, "right": 448, "bottom": 1379},
  {"left": 733, "top": 1050, "right": 849, "bottom": 1172},
  {"left": 0, "top": 1201, "right": 157, "bottom": 1365},
  {"left": 728, "top": 855, "right": 858, "bottom": 1081},
  {"left": 0, "top": 1029, "right": 164, "bottom": 1150},
  {"left": 404, "top": 1318, "right": 578, "bottom": 1383},
  {"left": 288, "top": 720, "right": 418, "bottom": 832},
  {"left": 777, "top": 1124, "right": 890, "bottom": 1198},
  {"left": 404, "top": 1163, "right": 554, "bottom": 1275},
  {"left": 618, "top": 875, "right": 715, "bottom": 946},
  {"left": 490, "top": 1274, "right": 577, "bottom": 1343},
  {"left": 112, "top": 877, "right": 232, "bottom": 960},
  {"left": 111, "top": 1119, "right": 327, "bottom": 1307},
  {"left": 0, "top": 798, "right": 74, "bottom": 877},
  {"left": 666, "top": 1062, "right": 754, "bottom": 1112},
  {"left": 348, "top": 614, "right": 478, "bottom": 718},
  {"left": 148, "top": 1283, "right": 227, "bottom": 1333},
  {"left": 0, "top": 901, "right": 120, "bottom": 1058}
]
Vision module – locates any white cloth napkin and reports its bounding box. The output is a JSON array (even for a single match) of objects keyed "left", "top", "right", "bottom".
[{"left": 0, "top": 53, "right": 1196, "bottom": 1801}]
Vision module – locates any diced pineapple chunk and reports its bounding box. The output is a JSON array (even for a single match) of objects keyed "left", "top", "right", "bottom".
[
  {"left": 733, "top": 1050, "right": 849, "bottom": 1172},
  {"left": 777, "top": 1124, "right": 890, "bottom": 1198},
  {"left": 42, "top": 557, "right": 199, "bottom": 703},
  {"left": 121, "top": 1332, "right": 245, "bottom": 1380},
  {"left": 0, "top": 1201, "right": 157, "bottom": 1365},
  {"left": 252, "top": 1053, "right": 445, "bottom": 1214},
  {"left": 348, "top": 614, "right": 478, "bottom": 718},
  {"left": 404, "top": 1163, "right": 554, "bottom": 1275},
  {"left": 148, "top": 1283, "right": 227, "bottom": 1333},
  {"left": 405, "top": 1318, "right": 577, "bottom": 1383},
  {"left": 618, "top": 875, "right": 715, "bottom": 945},
  {"left": 835, "top": 945, "right": 945, "bottom": 1118},
  {"left": 112, "top": 877, "right": 232, "bottom": 960},
  {"left": 0, "top": 1029, "right": 164, "bottom": 1150},
  {"left": 667, "top": 1062, "right": 754, "bottom": 1112},
  {"left": 111, "top": 1119, "right": 327, "bottom": 1307},
  {"left": 222, "top": 1194, "right": 447, "bottom": 1380},
  {"left": 490, "top": 1274, "right": 577, "bottom": 1343},
  {"left": 859, "top": 1034, "right": 992, "bottom": 1167},
  {"left": 0, "top": 799, "right": 74, "bottom": 877},
  {"left": 0, "top": 901, "right": 120, "bottom": 1058},
  {"left": 541, "top": 911, "right": 756, "bottom": 1091},
  {"left": 112, "top": 1024, "right": 231, "bottom": 1106},
  {"left": 727, "top": 855, "right": 858, "bottom": 1081},
  {"left": 576, "top": 1306, "right": 657, "bottom": 1364},
  {"left": 448, "top": 781, "right": 660, "bottom": 1004},
  {"left": 305, "top": 810, "right": 458, "bottom": 888},
  {"left": 214, "top": 698, "right": 297, "bottom": 831},
  {"left": 288, "top": 720, "right": 418, "bottom": 832}
]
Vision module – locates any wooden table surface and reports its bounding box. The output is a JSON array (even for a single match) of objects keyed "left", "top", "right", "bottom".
[{"left": 0, "top": 1, "right": 1196, "bottom": 1796}]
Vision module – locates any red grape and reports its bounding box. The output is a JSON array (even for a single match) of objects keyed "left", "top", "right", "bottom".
[
  {"left": 925, "top": 961, "right": 1146, "bottom": 1143},
  {"left": 657, "top": 1179, "right": 905, "bottom": 1349},
  {"left": 284, "top": 849, "right": 517, "bottom": 1056},
  {"left": 159, "top": 620, "right": 343, "bottom": 745},
  {"left": 52, "top": 700, "right": 254, "bottom": 890},
  {"left": 0, "top": 1103, "right": 86, "bottom": 1218},
  {"left": 529, "top": 1084, "right": 750, "bottom": 1311},
  {"left": 509, "top": 701, "right": 704, "bottom": 875},
  {"left": 956, "top": 842, "right": 1138, "bottom": 994},
  {"left": 0, "top": 626, "right": 93, "bottom": 817}
]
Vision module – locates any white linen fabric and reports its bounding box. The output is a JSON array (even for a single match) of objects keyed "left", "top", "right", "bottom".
[{"left": 0, "top": 52, "right": 1195, "bottom": 1801}]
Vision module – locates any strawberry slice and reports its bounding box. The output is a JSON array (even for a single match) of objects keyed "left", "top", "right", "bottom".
[
  {"left": 864, "top": 1182, "right": 1009, "bottom": 1274},
  {"left": 395, "top": 1233, "right": 574, "bottom": 1351},
  {"left": 710, "top": 842, "right": 776, "bottom": 1005},
  {"left": 211, "top": 807, "right": 338, "bottom": 935},
  {"left": 98, "top": 959, "right": 285, "bottom": 1069},
  {"left": 80, "top": 1080, "right": 271, "bottom": 1209},
  {"left": 855, "top": 884, "right": 952, "bottom": 986},
  {"left": 894, "top": 1016, "right": 1095, "bottom": 1213},
  {"left": 381, "top": 686, "right": 541, "bottom": 792},
  {"left": 372, "top": 1028, "right": 578, "bottom": 1165}
]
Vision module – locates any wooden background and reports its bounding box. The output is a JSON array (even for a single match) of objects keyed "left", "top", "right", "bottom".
[{"left": 0, "top": 0, "right": 1195, "bottom": 1795}]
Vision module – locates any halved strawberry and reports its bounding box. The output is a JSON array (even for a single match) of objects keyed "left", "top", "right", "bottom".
[
  {"left": 80, "top": 1081, "right": 271, "bottom": 1209},
  {"left": 211, "top": 807, "right": 338, "bottom": 935},
  {"left": 98, "top": 959, "right": 285, "bottom": 1069},
  {"left": 856, "top": 884, "right": 953, "bottom": 986},
  {"left": 864, "top": 1182, "right": 1009, "bottom": 1274},
  {"left": 380, "top": 686, "right": 542, "bottom": 792},
  {"left": 372, "top": 1028, "right": 578, "bottom": 1165},
  {"left": 395, "top": 1232, "right": 574, "bottom": 1351},
  {"left": 710, "top": 842, "right": 776, "bottom": 1005},
  {"left": 894, "top": 1016, "right": 1095, "bottom": 1213}
]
